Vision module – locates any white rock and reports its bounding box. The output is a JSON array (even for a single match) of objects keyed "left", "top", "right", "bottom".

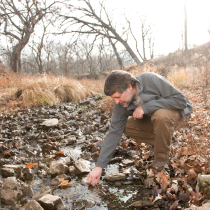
[{"left": 41, "top": 118, "right": 58, "bottom": 127}]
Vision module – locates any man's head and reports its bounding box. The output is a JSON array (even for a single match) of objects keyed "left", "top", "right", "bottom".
[{"left": 104, "top": 70, "right": 137, "bottom": 107}]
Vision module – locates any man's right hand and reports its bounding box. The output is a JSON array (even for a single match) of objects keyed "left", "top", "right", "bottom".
[{"left": 87, "top": 166, "right": 102, "bottom": 186}]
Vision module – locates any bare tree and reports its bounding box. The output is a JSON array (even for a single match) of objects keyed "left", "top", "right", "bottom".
[
  {"left": 126, "top": 15, "right": 155, "bottom": 61},
  {"left": 59, "top": 0, "right": 141, "bottom": 64},
  {"left": 0, "top": 0, "right": 58, "bottom": 73},
  {"left": 184, "top": 0, "right": 188, "bottom": 53},
  {"left": 28, "top": 21, "right": 51, "bottom": 74}
]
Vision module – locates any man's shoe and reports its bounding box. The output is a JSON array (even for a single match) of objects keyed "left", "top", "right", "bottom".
[{"left": 150, "top": 154, "right": 173, "bottom": 172}]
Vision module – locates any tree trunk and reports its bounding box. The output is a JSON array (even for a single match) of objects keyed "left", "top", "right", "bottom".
[
  {"left": 109, "top": 38, "right": 124, "bottom": 69},
  {"left": 10, "top": 44, "right": 22, "bottom": 73}
]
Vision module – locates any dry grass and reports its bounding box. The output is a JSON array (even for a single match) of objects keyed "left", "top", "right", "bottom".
[{"left": 0, "top": 73, "right": 95, "bottom": 110}]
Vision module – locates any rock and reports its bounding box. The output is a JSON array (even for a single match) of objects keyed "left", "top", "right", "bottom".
[
  {"left": 129, "top": 200, "right": 154, "bottom": 208},
  {"left": 0, "top": 177, "right": 23, "bottom": 204},
  {"left": 74, "top": 198, "right": 95, "bottom": 209},
  {"left": 1, "top": 168, "right": 15, "bottom": 177},
  {"left": 49, "top": 161, "right": 67, "bottom": 175},
  {"left": 51, "top": 175, "right": 71, "bottom": 186},
  {"left": 38, "top": 194, "right": 64, "bottom": 210},
  {"left": 122, "top": 159, "right": 134, "bottom": 165},
  {"left": 33, "top": 186, "right": 51, "bottom": 200},
  {"left": 69, "top": 166, "right": 76, "bottom": 174},
  {"left": 80, "top": 152, "right": 91, "bottom": 160},
  {"left": 2, "top": 164, "right": 24, "bottom": 170},
  {"left": 196, "top": 174, "right": 210, "bottom": 198},
  {"left": 22, "top": 167, "right": 34, "bottom": 180},
  {"left": 41, "top": 118, "right": 59, "bottom": 127},
  {"left": 20, "top": 200, "right": 44, "bottom": 210},
  {"left": 185, "top": 203, "right": 210, "bottom": 210},
  {"left": 74, "top": 158, "right": 91, "bottom": 174},
  {"left": 104, "top": 172, "right": 126, "bottom": 181}
]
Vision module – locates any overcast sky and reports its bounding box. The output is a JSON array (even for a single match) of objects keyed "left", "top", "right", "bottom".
[{"left": 104, "top": 0, "right": 210, "bottom": 56}]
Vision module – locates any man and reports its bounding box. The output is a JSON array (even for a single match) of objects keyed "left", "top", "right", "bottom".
[{"left": 87, "top": 70, "right": 192, "bottom": 186}]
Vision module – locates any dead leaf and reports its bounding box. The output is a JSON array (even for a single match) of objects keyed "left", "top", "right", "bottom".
[
  {"left": 25, "top": 163, "right": 37, "bottom": 168},
  {"left": 153, "top": 194, "right": 162, "bottom": 202},
  {"left": 155, "top": 170, "right": 170, "bottom": 191},
  {"left": 169, "top": 200, "right": 179, "bottom": 210},
  {"left": 144, "top": 177, "right": 156, "bottom": 188}
]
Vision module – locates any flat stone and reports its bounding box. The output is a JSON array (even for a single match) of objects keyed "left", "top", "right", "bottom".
[
  {"left": 1, "top": 168, "right": 15, "bottom": 177},
  {"left": 122, "top": 159, "right": 134, "bottom": 165},
  {"left": 49, "top": 161, "right": 66, "bottom": 175},
  {"left": 38, "top": 194, "right": 63, "bottom": 209},
  {"left": 19, "top": 200, "right": 44, "bottom": 210},
  {"left": 104, "top": 172, "right": 126, "bottom": 181},
  {"left": 33, "top": 186, "right": 51, "bottom": 200},
  {"left": 74, "top": 158, "right": 91, "bottom": 174},
  {"left": 41, "top": 118, "right": 58, "bottom": 127}
]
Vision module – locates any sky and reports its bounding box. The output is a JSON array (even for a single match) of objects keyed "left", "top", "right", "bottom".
[
  {"left": 1, "top": 0, "right": 210, "bottom": 62},
  {"left": 103, "top": 0, "right": 210, "bottom": 57}
]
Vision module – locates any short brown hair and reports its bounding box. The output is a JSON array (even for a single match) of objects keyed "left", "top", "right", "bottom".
[{"left": 104, "top": 70, "right": 137, "bottom": 96}]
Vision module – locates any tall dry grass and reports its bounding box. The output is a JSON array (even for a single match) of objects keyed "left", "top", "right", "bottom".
[{"left": 0, "top": 73, "right": 103, "bottom": 110}]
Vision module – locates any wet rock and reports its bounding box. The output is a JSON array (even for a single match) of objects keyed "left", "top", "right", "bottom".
[
  {"left": 51, "top": 174, "right": 71, "bottom": 186},
  {"left": 74, "top": 158, "right": 91, "bottom": 174},
  {"left": 38, "top": 194, "right": 64, "bottom": 210},
  {"left": 49, "top": 161, "right": 67, "bottom": 175},
  {"left": 33, "top": 186, "right": 51, "bottom": 200},
  {"left": 121, "top": 181, "right": 134, "bottom": 185},
  {"left": 1, "top": 168, "right": 15, "bottom": 177},
  {"left": 25, "top": 149, "right": 36, "bottom": 157},
  {"left": 104, "top": 172, "right": 126, "bottom": 181},
  {"left": 98, "top": 126, "right": 107, "bottom": 133},
  {"left": 129, "top": 200, "right": 154, "bottom": 208},
  {"left": 22, "top": 167, "right": 34, "bottom": 180},
  {"left": 20, "top": 200, "right": 44, "bottom": 210},
  {"left": 69, "top": 166, "right": 76, "bottom": 174},
  {"left": 196, "top": 174, "right": 210, "bottom": 198},
  {"left": 2, "top": 164, "right": 24, "bottom": 171},
  {"left": 41, "top": 118, "right": 59, "bottom": 127},
  {"left": 122, "top": 159, "right": 134, "bottom": 165},
  {"left": 109, "top": 157, "right": 123, "bottom": 164},
  {"left": 0, "top": 177, "right": 23, "bottom": 204},
  {"left": 74, "top": 198, "right": 95, "bottom": 209},
  {"left": 83, "top": 125, "right": 95, "bottom": 135},
  {"left": 80, "top": 152, "right": 91, "bottom": 160}
]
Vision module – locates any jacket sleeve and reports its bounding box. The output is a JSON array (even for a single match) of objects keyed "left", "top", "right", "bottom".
[
  {"left": 141, "top": 73, "right": 188, "bottom": 114},
  {"left": 96, "top": 104, "right": 128, "bottom": 168}
]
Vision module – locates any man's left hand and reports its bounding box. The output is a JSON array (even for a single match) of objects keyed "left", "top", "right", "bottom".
[{"left": 133, "top": 106, "right": 144, "bottom": 120}]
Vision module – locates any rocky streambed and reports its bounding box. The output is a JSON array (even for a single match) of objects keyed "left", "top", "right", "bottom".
[{"left": 1, "top": 94, "right": 204, "bottom": 210}]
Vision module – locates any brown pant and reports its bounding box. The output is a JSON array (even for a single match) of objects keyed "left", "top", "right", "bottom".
[{"left": 124, "top": 109, "right": 182, "bottom": 161}]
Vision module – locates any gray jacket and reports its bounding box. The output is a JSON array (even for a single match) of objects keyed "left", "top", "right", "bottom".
[{"left": 96, "top": 72, "right": 192, "bottom": 168}]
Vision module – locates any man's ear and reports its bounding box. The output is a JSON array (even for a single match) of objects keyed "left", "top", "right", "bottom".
[{"left": 128, "top": 84, "right": 133, "bottom": 90}]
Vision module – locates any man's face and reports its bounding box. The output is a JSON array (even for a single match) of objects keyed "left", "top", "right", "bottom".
[{"left": 111, "top": 84, "right": 135, "bottom": 107}]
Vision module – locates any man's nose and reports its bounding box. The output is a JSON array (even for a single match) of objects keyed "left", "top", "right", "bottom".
[{"left": 114, "top": 99, "right": 120, "bottom": 104}]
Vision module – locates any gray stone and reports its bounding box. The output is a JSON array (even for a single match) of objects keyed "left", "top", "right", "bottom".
[
  {"left": 74, "top": 158, "right": 91, "bottom": 174},
  {"left": 38, "top": 194, "right": 64, "bottom": 209},
  {"left": 129, "top": 200, "right": 154, "bottom": 208},
  {"left": 41, "top": 118, "right": 58, "bottom": 127},
  {"left": 104, "top": 172, "right": 126, "bottom": 181},
  {"left": 49, "top": 161, "right": 66, "bottom": 175},
  {"left": 20, "top": 200, "right": 43, "bottom": 210},
  {"left": 196, "top": 174, "right": 210, "bottom": 199},
  {"left": 33, "top": 186, "right": 51, "bottom": 200},
  {"left": 0, "top": 177, "right": 23, "bottom": 204},
  {"left": 1, "top": 168, "right": 15, "bottom": 177},
  {"left": 122, "top": 159, "right": 134, "bottom": 165},
  {"left": 69, "top": 166, "right": 76, "bottom": 174},
  {"left": 22, "top": 167, "right": 34, "bottom": 180}
]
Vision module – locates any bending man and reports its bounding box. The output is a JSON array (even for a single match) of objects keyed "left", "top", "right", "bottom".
[{"left": 88, "top": 70, "right": 192, "bottom": 186}]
